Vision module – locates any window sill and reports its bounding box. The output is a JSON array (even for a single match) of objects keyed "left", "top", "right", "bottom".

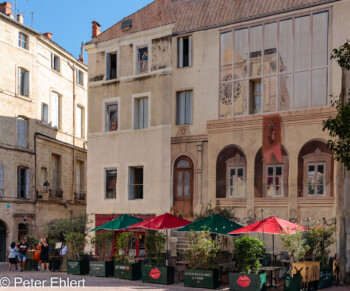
[
  {"left": 15, "top": 94, "right": 32, "bottom": 102},
  {"left": 51, "top": 68, "right": 62, "bottom": 76},
  {"left": 76, "top": 83, "right": 85, "bottom": 90},
  {"left": 177, "top": 65, "right": 193, "bottom": 70}
]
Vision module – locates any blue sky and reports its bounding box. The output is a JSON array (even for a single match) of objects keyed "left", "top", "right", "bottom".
[{"left": 9, "top": 0, "right": 154, "bottom": 59}]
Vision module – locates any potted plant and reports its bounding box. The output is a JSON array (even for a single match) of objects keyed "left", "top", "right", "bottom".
[
  {"left": 66, "top": 232, "right": 89, "bottom": 275},
  {"left": 279, "top": 230, "right": 310, "bottom": 291},
  {"left": 308, "top": 223, "right": 335, "bottom": 289},
  {"left": 114, "top": 232, "right": 141, "bottom": 280},
  {"left": 24, "top": 235, "right": 39, "bottom": 271},
  {"left": 89, "top": 231, "right": 115, "bottom": 277},
  {"left": 229, "top": 236, "right": 266, "bottom": 291},
  {"left": 142, "top": 231, "right": 174, "bottom": 285},
  {"left": 184, "top": 231, "right": 221, "bottom": 289}
]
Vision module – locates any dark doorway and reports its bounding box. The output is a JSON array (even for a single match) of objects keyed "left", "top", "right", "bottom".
[{"left": 0, "top": 221, "right": 6, "bottom": 262}]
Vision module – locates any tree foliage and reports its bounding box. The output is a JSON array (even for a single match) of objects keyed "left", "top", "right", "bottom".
[
  {"left": 195, "top": 201, "right": 237, "bottom": 221},
  {"left": 66, "top": 232, "right": 87, "bottom": 260},
  {"left": 115, "top": 232, "right": 135, "bottom": 263},
  {"left": 90, "top": 231, "right": 114, "bottom": 260},
  {"left": 145, "top": 231, "right": 166, "bottom": 266}
]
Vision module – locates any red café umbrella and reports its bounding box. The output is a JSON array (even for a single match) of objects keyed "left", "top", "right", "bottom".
[{"left": 128, "top": 213, "right": 191, "bottom": 230}]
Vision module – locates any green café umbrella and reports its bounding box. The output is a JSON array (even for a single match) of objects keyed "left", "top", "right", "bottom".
[
  {"left": 177, "top": 214, "right": 243, "bottom": 235},
  {"left": 90, "top": 214, "right": 143, "bottom": 232}
]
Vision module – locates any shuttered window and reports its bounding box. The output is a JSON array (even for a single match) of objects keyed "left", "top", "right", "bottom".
[
  {"left": 51, "top": 92, "right": 59, "bottom": 129},
  {"left": 76, "top": 106, "right": 83, "bottom": 138},
  {"left": 18, "top": 68, "right": 29, "bottom": 97},
  {"left": 134, "top": 97, "right": 148, "bottom": 129},
  {"left": 106, "top": 52, "right": 117, "bottom": 80},
  {"left": 17, "top": 167, "right": 30, "bottom": 199},
  {"left": 76, "top": 69, "right": 84, "bottom": 86},
  {"left": 51, "top": 53, "right": 60, "bottom": 72},
  {"left": 17, "top": 118, "right": 27, "bottom": 148},
  {"left": 178, "top": 36, "right": 192, "bottom": 68},
  {"left": 176, "top": 91, "right": 192, "bottom": 125},
  {"left": 41, "top": 103, "right": 48, "bottom": 124},
  {"left": 105, "top": 103, "right": 118, "bottom": 131}
]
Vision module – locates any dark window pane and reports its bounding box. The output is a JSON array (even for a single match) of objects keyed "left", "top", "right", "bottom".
[
  {"left": 237, "top": 168, "right": 243, "bottom": 177},
  {"left": 230, "top": 169, "right": 236, "bottom": 176},
  {"left": 276, "top": 166, "right": 282, "bottom": 176},
  {"left": 268, "top": 167, "right": 273, "bottom": 176},
  {"left": 317, "top": 165, "right": 324, "bottom": 174}
]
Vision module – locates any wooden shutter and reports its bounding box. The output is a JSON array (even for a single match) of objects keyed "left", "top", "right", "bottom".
[
  {"left": 51, "top": 92, "right": 59, "bottom": 128},
  {"left": 185, "top": 91, "right": 192, "bottom": 124},
  {"left": 188, "top": 36, "right": 192, "bottom": 66},
  {"left": 178, "top": 38, "right": 184, "bottom": 68},
  {"left": 134, "top": 100, "right": 140, "bottom": 129},
  {"left": 18, "top": 68, "right": 23, "bottom": 95},
  {"left": 143, "top": 98, "right": 148, "bottom": 128},
  {"left": 75, "top": 163, "right": 81, "bottom": 193},
  {"left": 106, "top": 54, "right": 111, "bottom": 80},
  {"left": 25, "top": 169, "right": 30, "bottom": 199},
  {"left": 23, "top": 71, "right": 29, "bottom": 97},
  {"left": 17, "top": 118, "right": 27, "bottom": 148}
]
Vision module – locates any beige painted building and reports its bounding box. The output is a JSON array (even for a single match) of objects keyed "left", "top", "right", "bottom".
[
  {"left": 0, "top": 3, "right": 88, "bottom": 262},
  {"left": 86, "top": 0, "right": 350, "bottom": 278}
]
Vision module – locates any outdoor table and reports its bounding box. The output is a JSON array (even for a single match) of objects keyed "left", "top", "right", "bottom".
[
  {"left": 263, "top": 266, "right": 283, "bottom": 288},
  {"left": 292, "top": 262, "right": 320, "bottom": 283}
]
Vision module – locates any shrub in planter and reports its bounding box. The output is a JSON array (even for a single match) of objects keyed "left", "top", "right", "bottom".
[
  {"left": 279, "top": 230, "right": 309, "bottom": 291},
  {"left": 114, "top": 232, "right": 141, "bottom": 280},
  {"left": 66, "top": 232, "right": 89, "bottom": 275},
  {"left": 89, "top": 232, "right": 114, "bottom": 277},
  {"left": 184, "top": 231, "right": 221, "bottom": 289},
  {"left": 142, "top": 231, "right": 174, "bottom": 285},
  {"left": 229, "top": 236, "right": 266, "bottom": 291}
]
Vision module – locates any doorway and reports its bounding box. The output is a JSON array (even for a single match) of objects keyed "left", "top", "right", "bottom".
[{"left": 0, "top": 221, "right": 6, "bottom": 262}]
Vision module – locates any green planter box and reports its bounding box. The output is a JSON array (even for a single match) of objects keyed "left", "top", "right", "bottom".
[
  {"left": 114, "top": 262, "right": 141, "bottom": 280},
  {"left": 142, "top": 265, "right": 174, "bottom": 285},
  {"left": 49, "top": 259, "right": 61, "bottom": 271},
  {"left": 25, "top": 259, "right": 38, "bottom": 271},
  {"left": 184, "top": 269, "right": 219, "bottom": 289},
  {"left": 90, "top": 261, "right": 114, "bottom": 277},
  {"left": 229, "top": 273, "right": 267, "bottom": 291},
  {"left": 318, "top": 271, "right": 333, "bottom": 289},
  {"left": 67, "top": 260, "right": 89, "bottom": 275},
  {"left": 284, "top": 275, "right": 302, "bottom": 291}
]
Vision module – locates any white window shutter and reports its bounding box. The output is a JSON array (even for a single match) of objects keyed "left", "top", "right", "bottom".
[
  {"left": 105, "top": 105, "right": 109, "bottom": 131},
  {"left": 51, "top": 92, "right": 59, "bottom": 128},
  {"left": 43, "top": 104, "right": 48, "bottom": 123},
  {"left": 51, "top": 53, "right": 54, "bottom": 69},
  {"left": 18, "top": 68, "right": 22, "bottom": 95},
  {"left": 188, "top": 36, "right": 192, "bottom": 66},
  {"left": 179, "top": 92, "right": 185, "bottom": 124},
  {"left": 23, "top": 71, "right": 29, "bottom": 97},
  {"left": 143, "top": 98, "right": 148, "bottom": 128},
  {"left": 23, "top": 119, "right": 27, "bottom": 148},
  {"left": 57, "top": 57, "right": 60, "bottom": 72},
  {"left": 134, "top": 100, "right": 140, "bottom": 129},
  {"left": 75, "top": 163, "right": 81, "bottom": 193},
  {"left": 106, "top": 54, "right": 111, "bottom": 80},
  {"left": 185, "top": 91, "right": 192, "bottom": 124},
  {"left": 25, "top": 169, "right": 30, "bottom": 199},
  {"left": 76, "top": 106, "right": 82, "bottom": 138},
  {"left": 178, "top": 38, "right": 184, "bottom": 68},
  {"left": 17, "top": 118, "right": 27, "bottom": 148},
  {"left": 129, "top": 168, "right": 135, "bottom": 200}
]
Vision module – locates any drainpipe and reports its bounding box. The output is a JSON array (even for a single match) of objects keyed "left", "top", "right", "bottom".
[{"left": 68, "top": 63, "right": 76, "bottom": 203}]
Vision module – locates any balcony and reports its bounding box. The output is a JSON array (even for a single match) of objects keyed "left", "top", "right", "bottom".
[
  {"left": 49, "top": 188, "right": 63, "bottom": 199},
  {"left": 74, "top": 191, "right": 86, "bottom": 202}
]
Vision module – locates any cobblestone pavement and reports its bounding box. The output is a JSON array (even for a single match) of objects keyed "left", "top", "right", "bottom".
[{"left": 0, "top": 263, "right": 349, "bottom": 290}]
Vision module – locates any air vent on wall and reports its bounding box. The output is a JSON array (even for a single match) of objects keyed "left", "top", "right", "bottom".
[{"left": 121, "top": 19, "right": 132, "bottom": 30}]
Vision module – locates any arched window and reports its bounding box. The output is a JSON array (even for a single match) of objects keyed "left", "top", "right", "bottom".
[
  {"left": 216, "top": 145, "right": 246, "bottom": 198},
  {"left": 18, "top": 223, "right": 28, "bottom": 241}
]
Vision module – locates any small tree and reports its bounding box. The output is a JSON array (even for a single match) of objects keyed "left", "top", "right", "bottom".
[
  {"left": 279, "top": 230, "right": 310, "bottom": 277},
  {"left": 145, "top": 231, "right": 166, "bottom": 266},
  {"left": 186, "top": 231, "right": 221, "bottom": 270},
  {"left": 90, "top": 231, "right": 114, "bottom": 260},
  {"left": 234, "top": 236, "right": 265, "bottom": 274},
  {"left": 115, "top": 232, "right": 136, "bottom": 263},
  {"left": 66, "top": 232, "right": 87, "bottom": 260}
]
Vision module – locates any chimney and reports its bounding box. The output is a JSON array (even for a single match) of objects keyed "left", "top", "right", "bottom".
[
  {"left": 0, "top": 2, "right": 12, "bottom": 16},
  {"left": 92, "top": 21, "right": 101, "bottom": 38},
  {"left": 17, "top": 14, "right": 23, "bottom": 23},
  {"left": 79, "top": 42, "right": 85, "bottom": 63},
  {"left": 43, "top": 32, "right": 53, "bottom": 40}
]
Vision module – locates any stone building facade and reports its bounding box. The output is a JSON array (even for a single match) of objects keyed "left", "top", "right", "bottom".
[
  {"left": 85, "top": 0, "right": 350, "bottom": 279},
  {"left": 0, "top": 3, "right": 88, "bottom": 262}
]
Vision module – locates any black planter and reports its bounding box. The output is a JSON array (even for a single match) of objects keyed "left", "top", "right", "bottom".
[
  {"left": 318, "top": 271, "right": 333, "bottom": 289},
  {"left": 49, "top": 259, "right": 61, "bottom": 271},
  {"left": 25, "top": 259, "right": 38, "bottom": 271},
  {"left": 90, "top": 261, "right": 114, "bottom": 277},
  {"left": 114, "top": 262, "right": 141, "bottom": 280},
  {"left": 142, "top": 265, "right": 174, "bottom": 285},
  {"left": 229, "top": 272, "right": 267, "bottom": 291},
  {"left": 67, "top": 259, "right": 89, "bottom": 275},
  {"left": 184, "top": 269, "right": 219, "bottom": 289},
  {"left": 284, "top": 275, "right": 302, "bottom": 291}
]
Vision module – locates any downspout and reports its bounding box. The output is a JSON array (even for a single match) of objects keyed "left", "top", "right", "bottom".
[{"left": 68, "top": 63, "right": 76, "bottom": 204}]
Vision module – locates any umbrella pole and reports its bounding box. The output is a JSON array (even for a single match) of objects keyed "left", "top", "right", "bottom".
[{"left": 166, "top": 228, "right": 168, "bottom": 267}]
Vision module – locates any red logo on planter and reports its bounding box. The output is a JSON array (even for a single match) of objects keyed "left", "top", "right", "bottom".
[
  {"left": 121, "top": 272, "right": 124, "bottom": 274},
  {"left": 197, "top": 281, "right": 200, "bottom": 283},
  {"left": 126, "top": 266, "right": 130, "bottom": 270},
  {"left": 149, "top": 268, "right": 161, "bottom": 280},
  {"left": 237, "top": 275, "right": 251, "bottom": 288}
]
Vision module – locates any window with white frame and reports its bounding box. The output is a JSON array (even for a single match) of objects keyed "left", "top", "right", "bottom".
[
  {"left": 105, "top": 169, "right": 117, "bottom": 199},
  {"left": 266, "top": 165, "right": 283, "bottom": 197},
  {"left": 307, "top": 162, "right": 326, "bottom": 195},
  {"left": 0, "top": 165, "right": 3, "bottom": 197},
  {"left": 228, "top": 167, "right": 245, "bottom": 197},
  {"left": 76, "top": 106, "right": 84, "bottom": 138},
  {"left": 137, "top": 47, "right": 148, "bottom": 74},
  {"left": 41, "top": 103, "right": 48, "bottom": 124},
  {"left": 134, "top": 97, "right": 148, "bottom": 129},
  {"left": 106, "top": 52, "right": 117, "bottom": 80},
  {"left": 219, "top": 11, "right": 329, "bottom": 118},
  {"left": 76, "top": 69, "right": 84, "bottom": 86},
  {"left": 51, "top": 92, "right": 60, "bottom": 129},
  {"left": 51, "top": 53, "right": 60, "bottom": 72},
  {"left": 17, "top": 167, "right": 30, "bottom": 199},
  {"left": 129, "top": 167, "right": 143, "bottom": 200},
  {"left": 178, "top": 36, "right": 192, "bottom": 68},
  {"left": 176, "top": 90, "right": 192, "bottom": 125},
  {"left": 105, "top": 103, "right": 118, "bottom": 131},
  {"left": 18, "top": 32, "right": 28, "bottom": 49},
  {"left": 18, "top": 68, "right": 29, "bottom": 97},
  {"left": 17, "top": 117, "right": 27, "bottom": 148}
]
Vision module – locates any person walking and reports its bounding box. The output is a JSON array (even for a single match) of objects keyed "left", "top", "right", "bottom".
[
  {"left": 39, "top": 238, "right": 50, "bottom": 271},
  {"left": 8, "top": 242, "right": 18, "bottom": 271},
  {"left": 18, "top": 238, "right": 29, "bottom": 272}
]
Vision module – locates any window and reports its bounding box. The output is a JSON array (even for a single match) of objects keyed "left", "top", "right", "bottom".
[
  {"left": 129, "top": 167, "right": 143, "bottom": 200},
  {"left": 228, "top": 167, "right": 245, "bottom": 197},
  {"left": 176, "top": 90, "right": 192, "bottom": 125},
  {"left": 51, "top": 92, "right": 60, "bottom": 129},
  {"left": 174, "top": 157, "right": 193, "bottom": 198},
  {"left": 106, "top": 52, "right": 117, "bottom": 80},
  {"left": 75, "top": 161, "right": 84, "bottom": 194},
  {"left": 41, "top": 103, "right": 48, "bottom": 124},
  {"left": 105, "top": 169, "right": 116, "bottom": 199},
  {"left": 307, "top": 162, "right": 325, "bottom": 195},
  {"left": 18, "top": 32, "right": 27, "bottom": 49},
  {"left": 178, "top": 36, "right": 192, "bottom": 68},
  {"left": 137, "top": 47, "right": 148, "bottom": 74},
  {"left": 266, "top": 165, "right": 283, "bottom": 197},
  {"left": 134, "top": 97, "right": 148, "bottom": 129},
  {"left": 0, "top": 165, "right": 3, "bottom": 197},
  {"left": 219, "top": 11, "right": 329, "bottom": 118},
  {"left": 18, "top": 223, "right": 28, "bottom": 241},
  {"left": 18, "top": 68, "right": 29, "bottom": 97},
  {"left": 17, "top": 117, "right": 27, "bottom": 148},
  {"left": 17, "top": 167, "right": 30, "bottom": 199},
  {"left": 76, "top": 69, "right": 84, "bottom": 86},
  {"left": 76, "top": 106, "right": 84, "bottom": 138},
  {"left": 51, "top": 53, "right": 60, "bottom": 72},
  {"left": 105, "top": 103, "right": 118, "bottom": 131},
  {"left": 50, "top": 154, "right": 62, "bottom": 198},
  {"left": 40, "top": 167, "right": 47, "bottom": 191}
]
